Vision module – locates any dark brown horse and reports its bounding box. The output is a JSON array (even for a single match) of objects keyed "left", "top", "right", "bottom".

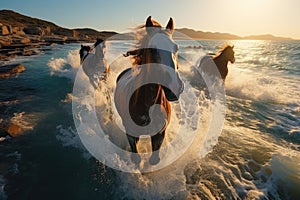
[
  {"left": 198, "top": 44, "right": 235, "bottom": 83},
  {"left": 212, "top": 44, "right": 235, "bottom": 81},
  {"left": 114, "top": 16, "right": 183, "bottom": 165}
]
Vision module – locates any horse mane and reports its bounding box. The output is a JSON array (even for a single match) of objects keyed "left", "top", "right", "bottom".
[
  {"left": 213, "top": 44, "right": 233, "bottom": 59},
  {"left": 124, "top": 19, "right": 163, "bottom": 66}
]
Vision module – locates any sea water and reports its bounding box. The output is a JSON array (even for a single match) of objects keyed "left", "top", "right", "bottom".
[{"left": 0, "top": 40, "right": 299, "bottom": 199}]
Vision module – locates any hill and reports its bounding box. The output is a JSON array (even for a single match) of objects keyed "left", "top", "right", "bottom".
[
  {"left": 0, "top": 9, "right": 117, "bottom": 40},
  {"left": 175, "top": 28, "right": 242, "bottom": 40},
  {"left": 175, "top": 28, "right": 293, "bottom": 40},
  {"left": 0, "top": 9, "right": 117, "bottom": 60}
]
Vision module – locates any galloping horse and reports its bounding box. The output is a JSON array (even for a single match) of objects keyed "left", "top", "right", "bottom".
[
  {"left": 79, "top": 38, "right": 109, "bottom": 88},
  {"left": 212, "top": 44, "right": 235, "bottom": 81},
  {"left": 199, "top": 44, "right": 235, "bottom": 82},
  {"left": 114, "top": 16, "right": 183, "bottom": 165}
]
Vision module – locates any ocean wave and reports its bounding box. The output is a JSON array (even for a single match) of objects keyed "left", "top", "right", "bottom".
[
  {"left": 267, "top": 151, "right": 300, "bottom": 199},
  {"left": 225, "top": 67, "right": 300, "bottom": 105},
  {"left": 47, "top": 49, "right": 80, "bottom": 80}
]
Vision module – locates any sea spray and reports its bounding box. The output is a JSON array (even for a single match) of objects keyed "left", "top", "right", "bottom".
[{"left": 48, "top": 49, "right": 81, "bottom": 79}]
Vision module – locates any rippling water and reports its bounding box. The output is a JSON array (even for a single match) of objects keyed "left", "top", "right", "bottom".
[{"left": 0, "top": 40, "right": 299, "bottom": 199}]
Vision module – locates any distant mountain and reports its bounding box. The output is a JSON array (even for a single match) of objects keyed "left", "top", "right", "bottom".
[
  {"left": 175, "top": 28, "right": 242, "bottom": 40},
  {"left": 175, "top": 28, "right": 293, "bottom": 40},
  {"left": 243, "top": 34, "right": 293, "bottom": 40}
]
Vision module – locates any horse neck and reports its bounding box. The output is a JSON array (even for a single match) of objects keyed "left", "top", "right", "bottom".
[
  {"left": 94, "top": 45, "right": 104, "bottom": 59},
  {"left": 133, "top": 59, "right": 164, "bottom": 106},
  {"left": 213, "top": 54, "right": 229, "bottom": 69},
  {"left": 213, "top": 53, "right": 229, "bottom": 80}
]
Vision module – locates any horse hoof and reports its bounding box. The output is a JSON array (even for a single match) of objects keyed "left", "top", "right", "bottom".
[
  {"left": 149, "top": 151, "right": 160, "bottom": 165},
  {"left": 131, "top": 153, "right": 141, "bottom": 165}
]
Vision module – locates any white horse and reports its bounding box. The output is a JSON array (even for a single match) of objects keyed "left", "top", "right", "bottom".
[{"left": 79, "top": 38, "right": 109, "bottom": 88}]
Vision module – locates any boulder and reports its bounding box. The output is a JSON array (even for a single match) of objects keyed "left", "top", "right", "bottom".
[
  {"left": 11, "top": 36, "right": 31, "bottom": 44},
  {"left": 44, "top": 26, "right": 51, "bottom": 35},
  {"left": 7, "top": 123, "right": 22, "bottom": 136},
  {"left": 0, "top": 36, "right": 12, "bottom": 47},
  {"left": 0, "top": 64, "right": 26, "bottom": 78},
  {"left": 0, "top": 25, "right": 12, "bottom": 35},
  {"left": 27, "top": 35, "right": 42, "bottom": 43},
  {"left": 23, "top": 26, "right": 44, "bottom": 35},
  {"left": 20, "top": 37, "right": 31, "bottom": 44},
  {"left": 12, "top": 26, "right": 25, "bottom": 35}
]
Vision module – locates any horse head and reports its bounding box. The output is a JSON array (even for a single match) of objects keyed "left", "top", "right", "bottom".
[
  {"left": 223, "top": 45, "right": 235, "bottom": 64},
  {"left": 134, "top": 16, "right": 183, "bottom": 100},
  {"left": 94, "top": 38, "right": 106, "bottom": 59},
  {"left": 79, "top": 45, "right": 91, "bottom": 64}
]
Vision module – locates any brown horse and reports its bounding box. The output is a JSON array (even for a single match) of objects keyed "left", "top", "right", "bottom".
[
  {"left": 212, "top": 44, "right": 235, "bottom": 81},
  {"left": 114, "top": 16, "right": 183, "bottom": 165}
]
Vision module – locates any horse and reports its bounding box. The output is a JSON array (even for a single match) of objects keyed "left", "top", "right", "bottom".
[
  {"left": 114, "top": 16, "right": 184, "bottom": 165},
  {"left": 212, "top": 44, "right": 235, "bottom": 81},
  {"left": 198, "top": 44, "right": 235, "bottom": 82},
  {"left": 79, "top": 38, "right": 109, "bottom": 88}
]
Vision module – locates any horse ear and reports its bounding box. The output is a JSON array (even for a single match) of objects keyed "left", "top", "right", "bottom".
[
  {"left": 146, "top": 16, "right": 155, "bottom": 34},
  {"left": 146, "top": 16, "right": 154, "bottom": 27},
  {"left": 232, "top": 45, "right": 234, "bottom": 49},
  {"left": 166, "top": 17, "right": 174, "bottom": 33},
  {"left": 81, "top": 45, "right": 83, "bottom": 47}
]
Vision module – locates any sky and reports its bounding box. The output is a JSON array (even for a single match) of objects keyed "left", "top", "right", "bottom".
[{"left": 1, "top": 0, "right": 300, "bottom": 39}]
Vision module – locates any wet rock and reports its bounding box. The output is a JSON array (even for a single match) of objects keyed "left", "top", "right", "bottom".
[
  {"left": 6, "top": 123, "right": 22, "bottom": 137},
  {"left": 0, "top": 64, "right": 26, "bottom": 79}
]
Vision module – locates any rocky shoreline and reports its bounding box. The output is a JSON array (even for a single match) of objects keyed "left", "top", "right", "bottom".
[
  {"left": 0, "top": 26, "right": 92, "bottom": 62},
  {"left": 0, "top": 9, "right": 118, "bottom": 62}
]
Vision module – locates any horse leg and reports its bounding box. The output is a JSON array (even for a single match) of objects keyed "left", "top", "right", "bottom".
[
  {"left": 149, "top": 130, "right": 165, "bottom": 165},
  {"left": 126, "top": 134, "right": 141, "bottom": 164}
]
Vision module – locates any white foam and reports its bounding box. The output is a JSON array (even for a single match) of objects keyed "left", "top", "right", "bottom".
[
  {"left": 226, "top": 64, "right": 300, "bottom": 105},
  {"left": 47, "top": 49, "right": 81, "bottom": 80},
  {"left": 267, "top": 151, "right": 300, "bottom": 199},
  {"left": 70, "top": 46, "right": 228, "bottom": 198}
]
